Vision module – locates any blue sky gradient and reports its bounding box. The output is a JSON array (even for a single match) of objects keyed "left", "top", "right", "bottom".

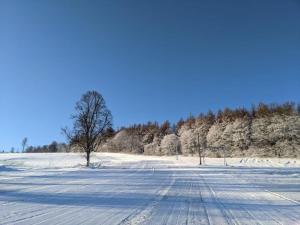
[{"left": 1, "top": 0, "right": 300, "bottom": 150}]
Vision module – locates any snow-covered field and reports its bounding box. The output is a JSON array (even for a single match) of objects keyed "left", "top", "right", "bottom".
[{"left": 0, "top": 153, "right": 299, "bottom": 225}]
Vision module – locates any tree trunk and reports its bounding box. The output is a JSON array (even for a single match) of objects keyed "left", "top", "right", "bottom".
[
  {"left": 86, "top": 151, "right": 90, "bottom": 167},
  {"left": 197, "top": 133, "right": 202, "bottom": 165}
]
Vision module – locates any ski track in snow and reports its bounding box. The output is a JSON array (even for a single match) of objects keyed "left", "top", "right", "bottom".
[{"left": 0, "top": 153, "right": 300, "bottom": 225}]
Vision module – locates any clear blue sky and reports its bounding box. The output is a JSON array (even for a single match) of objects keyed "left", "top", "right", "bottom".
[{"left": 0, "top": 0, "right": 299, "bottom": 151}]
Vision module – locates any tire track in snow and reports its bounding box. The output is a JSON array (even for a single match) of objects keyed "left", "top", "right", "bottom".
[
  {"left": 83, "top": 163, "right": 171, "bottom": 225},
  {"left": 0, "top": 177, "right": 97, "bottom": 225},
  {"left": 27, "top": 162, "right": 161, "bottom": 225},
  {"left": 121, "top": 170, "right": 211, "bottom": 225},
  {"left": 264, "top": 189, "right": 300, "bottom": 205},
  {"left": 191, "top": 173, "right": 211, "bottom": 225},
  {"left": 221, "top": 171, "right": 300, "bottom": 224},
  {"left": 199, "top": 170, "right": 289, "bottom": 225},
  {"left": 0, "top": 159, "right": 147, "bottom": 208},
  {"left": 117, "top": 170, "right": 175, "bottom": 225},
  {"left": 0, "top": 163, "right": 151, "bottom": 225},
  {"left": 196, "top": 172, "right": 240, "bottom": 225}
]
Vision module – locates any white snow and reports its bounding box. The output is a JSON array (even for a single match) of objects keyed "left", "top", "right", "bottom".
[{"left": 0, "top": 153, "right": 300, "bottom": 225}]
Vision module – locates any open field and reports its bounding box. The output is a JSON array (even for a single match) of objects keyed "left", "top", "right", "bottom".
[{"left": 0, "top": 153, "right": 300, "bottom": 225}]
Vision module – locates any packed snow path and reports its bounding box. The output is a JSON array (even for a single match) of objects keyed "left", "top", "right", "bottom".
[{"left": 0, "top": 153, "right": 300, "bottom": 225}]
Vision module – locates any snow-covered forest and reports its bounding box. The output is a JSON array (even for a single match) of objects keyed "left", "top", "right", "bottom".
[{"left": 99, "top": 102, "right": 300, "bottom": 158}]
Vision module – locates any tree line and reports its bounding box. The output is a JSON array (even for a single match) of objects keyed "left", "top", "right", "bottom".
[
  {"left": 24, "top": 141, "right": 69, "bottom": 153},
  {"left": 177, "top": 102, "right": 300, "bottom": 129},
  {"left": 16, "top": 89, "right": 300, "bottom": 167}
]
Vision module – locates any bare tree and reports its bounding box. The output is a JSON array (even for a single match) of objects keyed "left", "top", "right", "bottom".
[
  {"left": 21, "top": 138, "right": 28, "bottom": 153},
  {"left": 62, "top": 91, "right": 112, "bottom": 167}
]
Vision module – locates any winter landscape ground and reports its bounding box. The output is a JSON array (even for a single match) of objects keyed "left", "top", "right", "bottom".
[{"left": 0, "top": 153, "right": 300, "bottom": 225}]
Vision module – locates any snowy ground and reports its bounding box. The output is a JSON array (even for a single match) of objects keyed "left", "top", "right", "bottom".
[{"left": 0, "top": 153, "right": 300, "bottom": 225}]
